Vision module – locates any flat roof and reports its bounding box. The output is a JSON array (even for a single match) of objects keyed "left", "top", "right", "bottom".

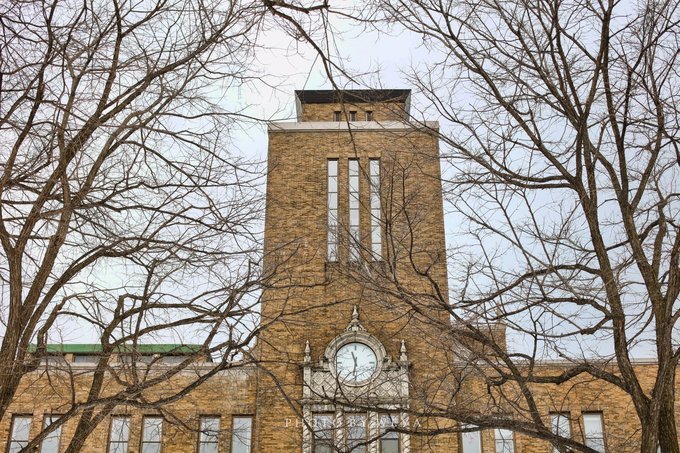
[
  {"left": 294, "top": 89, "right": 411, "bottom": 119},
  {"left": 29, "top": 344, "right": 204, "bottom": 355},
  {"left": 295, "top": 89, "right": 411, "bottom": 104}
]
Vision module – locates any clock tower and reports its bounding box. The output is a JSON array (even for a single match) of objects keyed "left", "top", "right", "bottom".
[{"left": 255, "top": 90, "right": 454, "bottom": 452}]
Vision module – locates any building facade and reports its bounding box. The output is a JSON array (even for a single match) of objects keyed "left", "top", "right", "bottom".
[{"left": 0, "top": 90, "right": 677, "bottom": 453}]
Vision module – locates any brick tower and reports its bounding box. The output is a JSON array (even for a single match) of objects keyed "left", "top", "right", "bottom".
[{"left": 255, "top": 89, "right": 455, "bottom": 452}]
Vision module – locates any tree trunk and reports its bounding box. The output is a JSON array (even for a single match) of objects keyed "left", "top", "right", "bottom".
[
  {"left": 658, "top": 375, "right": 679, "bottom": 453},
  {"left": 641, "top": 422, "right": 661, "bottom": 453},
  {"left": 0, "top": 341, "right": 24, "bottom": 422}
]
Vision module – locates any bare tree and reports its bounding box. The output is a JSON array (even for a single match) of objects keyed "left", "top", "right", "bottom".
[
  {"left": 323, "top": 0, "right": 679, "bottom": 451},
  {"left": 0, "top": 0, "right": 319, "bottom": 446}
]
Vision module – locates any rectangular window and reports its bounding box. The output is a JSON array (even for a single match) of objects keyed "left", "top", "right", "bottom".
[
  {"left": 40, "top": 415, "right": 62, "bottom": 453},
  {"left": 369, "top": 159, "right": 381, "bottom": 259},
  {"left": 551, "top": 413, "right": 571, "bottom": 453},
  {"left": 583, "top": 413, "right": 605, "bottom": 452},
  {"left": 73, "top": 354, "right": 100, "bottom": 364},
  {"left": 346, "top": 414, "right": 366, "bottom": 453},
  {"left": 160, "top": 355, "right": 189, "bottom": 365},
  {"left": 199, "top": 417, "right": 220, "bottom": 453},
  {"left": 349, "top": 111, "right": 357, "bottom": 121},
  {"left": 42, "top": 355, "right": 67, "bottom": 367},
  {"left": 8, "top": 415, "right": 32, "bottom": 453},
  {"left": 460, "top": 425, "right": 481, "bottom": 453},
  {"left": 141, "top": 416, "right": 163, "bottom": 453},
  {"left": 334, "top": 111, "right": 341, "bottom": 121},
  {"left": 348, "top": 159, "right": 360, "bottom": 262},
  {"left": 365, "top": 111, "right": 373, "bottom": 121},
  {"left": 379, "top": 414, "right": 400, "bottom": 453},
  {"left": 327, "top": 159, "right": 339, "bottom": 261},
  {"left": 231, "top": 416, "right": 252, "bottom": 453},
  {"left": 313, "top": 414, "right": 334, "bottom": 453},
  {"left": 494, "top": 429, "right": 514, "bottom": 453},
  {"left": 108, "top": 416, "right": 131, "bottom": 453}
]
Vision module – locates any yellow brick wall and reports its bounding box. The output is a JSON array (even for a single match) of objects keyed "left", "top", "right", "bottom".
[{"left": 0, "top": 366, "right": 257, "bottom": 453}]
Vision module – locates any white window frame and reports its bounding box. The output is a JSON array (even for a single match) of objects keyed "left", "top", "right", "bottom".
[
  {"left": 231, "top": 416, "right": 252, "bottom": 453},
  {"left": 582, "top": 413, "right": 605, "bottom": 452},
  {"left": 494, "top": 428, "right": 514, "bottom": 453},
  {"left": 460, "top": 424, "right": 482, "bottom": 453},
  {"left": 108, "top": 416, "right": 131, "bottom": 453},
  {"left": 40, "top": 415, "right": 62, "bottom": 453},
  {"left": 551, "top": 412, "right": 571, "bottom": 453},
  {"left": 199, "top": 416, "right": 221, "bottom": 453},
  {"left": 379, "top": 414, "right": 400, "bottom": 453},
  {"left": 140, "top": 416, "right": 163, "bottom": 453},
  {"left": 312, "top": 414, "right": 334, "bottom": 453},
  {"left": 345, "top": 413, "right": 367, "bottom": 453},
  {"left": 8, "top": 415, "right": 32, "bottom": 453}
]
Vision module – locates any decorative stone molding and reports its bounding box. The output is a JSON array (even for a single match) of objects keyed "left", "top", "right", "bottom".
[{"left": 301, "top": 307, "right": 411, "bottom": 453}]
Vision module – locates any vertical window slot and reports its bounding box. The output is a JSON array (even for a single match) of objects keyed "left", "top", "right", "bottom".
[
  {"left": 369, "top": 159, "right": 381, "bottom": 260},
  {"left": 327, "top": 160, "right": 339, "bottom": 261},
  {"left": 348, "top": 159, "right": 360, "bottom": 261}
]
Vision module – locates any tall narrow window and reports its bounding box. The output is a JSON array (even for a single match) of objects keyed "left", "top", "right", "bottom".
[
  {"left": 346, "top": 414, "right": 366, "bottom": 453},
  {"left": 460, "top": 425, "right": 482, "bottom": 453},
  {"left": 333, "top": 111, "right": 341, "bottom": 121},
  {"left": 141, "top": 416, "right": 163, "bottom": 453},
  {"left": 551, "top": 413, "right": 571, "bottom": 453},
  {"left": 108, "top": 416, "right": 131, "bottom": 453},
  {"left": 231, "top": 416, "right": 252, "bottom": 453},
  {"left": 349, "top": 111, "right": 357, "bottom": 121},
  {"left": 379, "top": 414, "right": 400, "bottom": 453},
  {"left": 582, "top": 413, "right": 605, "bottom": 452},
  {"left": 369, "top": 159, "right": 381, "bottom": 259},
  {"left": 348, "top": 159, "right": 360, "bottom": 261},
  {"left": 494, "top": 429, "right": 514, "bottom": 453},
  {"left": 327, "top": 159, "right": 339, "bottom": 261},
  {"left": 365, "top": 111, "right": 373, "bottom": 121},
  {"left": 313, "top": 414, "right": 334, "bottom": 453},
  {"left": 199, "top": 417, "right": 220, "bottom": 453},
  {"left": 8, "top": 415, "right": 32, "bottom": 453},
  {"left": 40, "top": 415, "right": 62, "bottom": 453}
]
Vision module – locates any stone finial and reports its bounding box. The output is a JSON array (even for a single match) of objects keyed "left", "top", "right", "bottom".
[
  {"left": 304, "top": 340, "right": 311, "bottom": 363},
  {"left": 400, "top": 340, "right": 408, "bottom": 362},
  {"left": 346, "top": 305, "right": 366, "bottom": 332}
]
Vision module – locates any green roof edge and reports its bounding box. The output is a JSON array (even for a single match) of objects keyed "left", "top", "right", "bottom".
[{"left": 28, "top": 344, "right": 204, "bottom": 355}]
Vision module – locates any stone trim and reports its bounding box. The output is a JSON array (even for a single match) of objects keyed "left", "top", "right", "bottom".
[{"left": 267, "top": 121, "right": 439, "bottom": 133}]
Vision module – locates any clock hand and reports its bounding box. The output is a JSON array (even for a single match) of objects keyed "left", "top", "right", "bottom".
[{"left": 351, "top": 352, "right": 357, "bottom": 376}]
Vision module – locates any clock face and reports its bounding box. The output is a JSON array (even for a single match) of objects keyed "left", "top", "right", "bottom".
[{"left": 335, "top": 342, "right": 378, "bottom": 383}]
